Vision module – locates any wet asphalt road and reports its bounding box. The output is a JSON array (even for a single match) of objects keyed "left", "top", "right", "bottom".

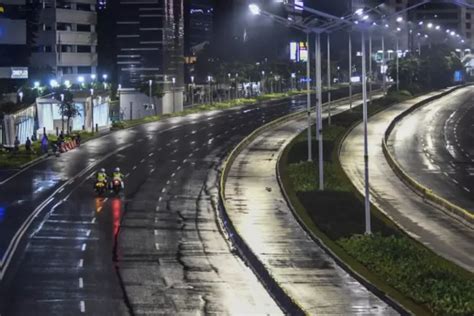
[
  {"left": 389, "top": 86, "right": 474, "bottom": 213},
  {"left": 341, "top": 88, "right": 474, "bottom": 272},
  {"left": 0, "top": 87, "right": 362, "bottom": 315}
]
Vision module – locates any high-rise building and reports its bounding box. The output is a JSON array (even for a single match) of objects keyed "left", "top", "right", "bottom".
[
  {"left": 113, "top": 0, "right": 184, "bottom": 115},
  {"left": 185, "top": 0, "right": 214, "bottom": 54},
  {"left": 0, "top": 0, "right": 28, "bottom": 85},
  {"left": 30, "top": 0, "right": 98, "bottom": 82},
  {"left": 115, "top": 0, "right": 184, "bottom": 89}
]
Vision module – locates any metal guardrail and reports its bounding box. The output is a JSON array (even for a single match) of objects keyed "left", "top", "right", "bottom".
[{"left": 381, "top": 85, "right": 474, "bottom": 227}]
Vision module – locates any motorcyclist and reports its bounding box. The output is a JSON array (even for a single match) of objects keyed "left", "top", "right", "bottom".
[
  {"left": 95, "top": 168, "right": 108, "bottom": 187},
  {"left": 111, "top": 167, "right": 125, "bottom": 189}
]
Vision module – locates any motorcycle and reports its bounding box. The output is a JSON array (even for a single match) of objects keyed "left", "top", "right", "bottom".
[
  {"left": 111, "top": 179, "right": 122, "bottom": 194},
  {"left": 95, "top": 180, "right": 107, "bottom": 195}
]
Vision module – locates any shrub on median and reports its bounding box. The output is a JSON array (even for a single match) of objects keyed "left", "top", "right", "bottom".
[{"left": 339, "top": 234, "right": 474, "bottom": 316}]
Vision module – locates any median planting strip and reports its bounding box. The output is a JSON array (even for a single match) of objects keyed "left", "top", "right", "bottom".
[
  {"left": 277, "top": 88, "right": 473, "bottom": 315},
  {"left": 382, "top": 85, "right": 474, "bottom": 227}
]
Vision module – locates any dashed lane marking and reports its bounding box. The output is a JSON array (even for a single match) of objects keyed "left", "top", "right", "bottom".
[
  {"left": 78, "top": 259, "right": 84, "bottom": 268},
  {"left": 80, "top": 301, "right": 85, "bottom": 313},
  {"left": 154, "top": 230, "right": 159, "bottom": 236},
  {"left": 81, "top": 243, "right": 87, "bottom": 252},
  {"left": 155, "top": 243, "right": 160, "bottom": 250},
  {"left": 79, "top": 277, "right": 84, "bottom": 289}
]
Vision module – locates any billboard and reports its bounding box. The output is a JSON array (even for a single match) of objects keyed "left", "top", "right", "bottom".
[{"left": 290, "top": 41, "right": 308, "bottom": 62}]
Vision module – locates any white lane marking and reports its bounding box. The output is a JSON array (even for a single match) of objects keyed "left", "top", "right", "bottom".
[
  {"left": 452, "top": 179, "right": 459, "bottom": 184},
  {"left": 154, "top": 230, "right": 159, "bottom": 236},
  {"left": 155, "top": 243, "right": 160, "bottom": 250},
  {"left": 125, "top": 173, "right": 130, "bottom": 177},
  {"left": 183, "top": 159, "right": 187, "bottom": 163},
  {"left": 80, "top": 301, "right": 85, "bottom": 313},
  {"left": 132, "top": 165, "right": 137, "bottom": 170},
  {"left": 149, "top": 153, "right": 154, "bottom": 157},
  {"left": 103, "top": 198, "right": 108, "bottom": 203},
  {"left": 171, "top": 173, "right": 175, "bottom": 178},
  {"left": 155, "top": 206, "right": 160, "bottom": 212},
  {"left": 166, "top": 180, "right": 170, "bottom": 185},
  {"left": 158, "top": 197, "right": 162, "bottom": 202},
  {"left": 177, "top": 166, "right": 181, "bottom": 171},
  {"left": 140, "top": 158, "right": 145, "bottom": 163},
  {"left": 463, "top": 187, "right": 471, "bottom": 192},
  {"left": 86, "top": 230, "right": 91, "bottom": 237},
  {"left": 78, "top": 259, "right": 84, "bottom": 268},
  {"left": 81, "top": 243, "right": 87, "bottom": 252},
  {"left": 443, "top": 172, "right": 449, "bottom": 177},
  {"left": 91, "top": 217, "right": 96, "bottom": 224},
  {"left": 79, "top": 277, "right": 84, "bottom": 289},
  {"left": 58, "top": 188, "right": 64, "bottom": 194},
  {"left": 150, "top": 168, "right": 155, "bottom": 173},
  {"left": 161, "top": 188, "right": 166, "bottom": 193}
]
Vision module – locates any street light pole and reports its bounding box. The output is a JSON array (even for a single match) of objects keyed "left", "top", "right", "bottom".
[
  {"left": 190, "top": 76, "right": 195, "bottom": 107},
  {"left": 306, "top": 32, "right": 312, "bottom": 162},
  {"left": 382, "top": 35, "right": 386, "bottom": 94},
  {"left": 396, "top": 37, "right": 400, "bottom": 91},
  {"left": 327, "top": 33, "right": 332, "bottom": 126},
  {"left": 349, "top": 32, "right": 353, "bottom": 109},
  {"left": 316, "top": 32, "right": 324, "bottom": 190},
  {"left": 369, "top": 32, "right": 373, "bottom": 102},
  {"left": 172, "top": 77, "right": 176, "bottom": 113},
  {"left": 361, "top": 31, "right": 371, "bottom": 235}
]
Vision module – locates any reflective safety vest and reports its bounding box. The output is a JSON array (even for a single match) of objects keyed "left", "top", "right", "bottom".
[
  {"left": 97, "top": 172, "right": 107, "bottom": 182},
  {"left": 112, "top": 172, "right": 124, "bottom": 181}
]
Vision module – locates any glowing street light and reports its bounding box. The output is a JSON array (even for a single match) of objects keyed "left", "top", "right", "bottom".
[
  {"left": 102, "top": 74, "right": 108, "bottom": 80},
  {"left": 50, "top": 79, "right": 59, "bottom": 88},
  {"left": 91, "top": 74, "right": 97, "bottom": 80},
  {"left": 355, "top": 8, "right": 364, "bottom": 16},
  {"left": 249, "top": 4, "right": 261, "bottom": 15},
  {"left": 77, "top": 76, "right": 85, "bottom": 83},
  {"left": 64, "top": 80, "right": 71, "bottom": 88},
  {"left": 427, "top": 22, "right": 433, "bottom": 28},
  {"left": 33, "top": 81, "right": 40, "bottom": 89},
  {"left": 396, "top": 16, "right": 403, "bottom": 22}
]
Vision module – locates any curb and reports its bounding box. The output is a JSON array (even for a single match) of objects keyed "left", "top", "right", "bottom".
[
  {"left": 218, "top": 92, "right": 377, "bottom": 315},
  {"left": 381, "top": 85, "right": 474, "bottom": 227}
]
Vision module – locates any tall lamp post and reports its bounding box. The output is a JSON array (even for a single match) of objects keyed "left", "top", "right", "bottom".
[
  {"left": 327, "top": 33, "right": 332, "bottom": 126},
  {"left": 348, "top": 32, "right": 353, "bottom": 109},
  {"left": 172, "top": 77, "right": 176, "bottom": 113},
  {"left": 190, "top": 76, "right": 195, "bottom": 107},
  {"left": 90, "top": 88, "right": 94, "bottom": 132}
]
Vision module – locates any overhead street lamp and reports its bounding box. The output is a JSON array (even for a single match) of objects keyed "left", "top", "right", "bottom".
[{"left": 249, "top": 3, "right": 314, "bottom": 163}]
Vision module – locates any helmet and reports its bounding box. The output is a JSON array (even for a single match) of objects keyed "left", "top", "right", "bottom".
[
  {"left": 115, "top": 167, "right": 120, "bottom": 172},
  {"left": 100, "top": 168, "right": 105, "bottom": 173}
]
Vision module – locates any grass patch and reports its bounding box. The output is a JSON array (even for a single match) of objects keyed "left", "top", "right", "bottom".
[{"left": 279, "top": 90, "right": 474, "bottom": 315}]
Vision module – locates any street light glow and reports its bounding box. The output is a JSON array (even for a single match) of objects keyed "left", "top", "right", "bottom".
[
  {"left": 427, "top": 23, "right": 433, "bottom": 28},
  {"left": 435, "top": 25, "right": 440, "bottom": 30},
  {"left": 355, "top": 8, "right": 364, "bottom": 16},
  {"left": 78, "top": 76, "right": 85, "bottom": 83},
  {"left": 91, "top": 74, "right": 97, "bottom": 80},
  {"left": 33, "top": 81, "right": 40, "bottom": 89},
  {"left": 64, "top": 80, "right": 71, "bottom": 88},
  {"left": 249, "top": 4, "right": 260, "bottom": 15},
  {"left": 50, "top": 79, "right": 59, "bottom": 88},
  {"left": 102, "top": 74, "right": 108, "bottom": 80},
  {"left": 396, "top": 16, "right": 403, "bottom": 22}
]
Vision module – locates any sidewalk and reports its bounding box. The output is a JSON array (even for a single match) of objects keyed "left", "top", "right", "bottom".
[
  {"left": 340, "top": 90, "right": 474, "bottom": 272},
  {"left": 223, "top": 95, "right": 396, "bottom": 315}
]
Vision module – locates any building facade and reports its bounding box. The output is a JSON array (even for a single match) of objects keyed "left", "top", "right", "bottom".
[
  {"left": 30, "top": 0, "right": 98, "bottom": 82},
  {"left": 0, "top": 0, "right": 28, "bottom": 83},
  {"left": 114, "top": 0, "right": 184, "bottom": 115}
]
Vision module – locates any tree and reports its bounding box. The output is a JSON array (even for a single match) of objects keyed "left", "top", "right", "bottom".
[{"left": 54, "top": 90, "right": 80, "bottom": 133}]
